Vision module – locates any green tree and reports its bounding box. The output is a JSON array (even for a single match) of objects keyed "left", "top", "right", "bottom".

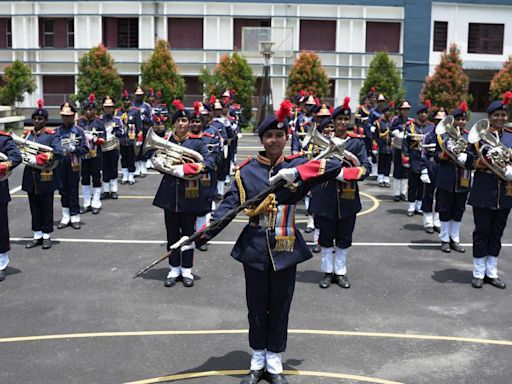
[
  {"left": 420, "top": 44, "right": 472, "bottom": 112},
  {"left": 74, "top": 44, "right": 123, "bottom": 109},
  {"left": 200, "top": 51, "right": 255, "bottom": 125},
  {"left": 359, "top": 51, "right": 405, "bottom": 104},
  {"left": 490, "top": 56, "right": 512, "bottom": 100},
  {"left": 287, "top": 51, "right": 330, "bottom": 100},
  {"left": 141, "top": 39, "right": 185, "bottom": 107},
  {"left": 0, "top": 60, "right": 37, "bottom": 108}
]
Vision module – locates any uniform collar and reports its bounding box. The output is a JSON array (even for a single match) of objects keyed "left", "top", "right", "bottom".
[
  {"left": 256, "top": 151, "right": 285, "bottom": 166},
  {"left": 173, "top": 132, "right": 189, "bottom": 142}
]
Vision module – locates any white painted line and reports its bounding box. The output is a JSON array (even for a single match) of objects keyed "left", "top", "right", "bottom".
[
  {"left": 9, "top": 185, "right": 22, "bottom": 194},
  {"left": 9, "top": 238, "right": 512, "bottom": 247}
]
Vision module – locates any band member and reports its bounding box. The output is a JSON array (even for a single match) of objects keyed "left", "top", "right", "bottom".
[
  {"left": 467, "top": 95, "right": 512, "bottom": 289},
  {"left": 374, "top": 104, "right": 393, "bottom": 187},
  {"left": 210, "top": 97, "right": 230, "bottom": 200},
  {"left": 23, "top": 100, "right": 63, "bottom": 249},
  {"left": 56, "top": 102, "right": 89, "bottom": 230},
  {"left": 76, "top": 93, "right": 105, "bottom": 214},
  {"left": 116, "top": 90, "right": 142, "bottom": 185},
  {"left": 356, "top": 95, "right": 377, "bottom": 177},
  {"left": 0, "top": 129, "right": 22, "bottom": 281},
  {"left": 403, "top": 103, "right": 435, "bottom": 216},
  {"left": 132, "top": 86, "right": 152, "bottom": 178},
  {"left": 390, "top": 100, "right": 412, "bottom": 201},
  {"left": 309, "top": 97, "right": 371, "bottom": 290},
  {"left": 101, "top": 96, "right": 124, "bottom": 199},
  {"left": 370, "top": 93, "right": 387, "bottom": 124},
  {"left": 188, "top": 100, "right": 342, "bottom": 384},
  {"left": 432, "top": 102, "right": 471, "bottom": 253},
  {"left": 152, "top": 100, "right": 215, "bottom": 287}
]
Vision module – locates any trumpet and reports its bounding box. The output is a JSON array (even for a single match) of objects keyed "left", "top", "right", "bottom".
[
  {"left": 302, "top": 128, "right": 360, "bottom": 167},
  {"left": 0, "top": 152, "right": 11, "bottom": 181},
  {"left": 468, "top": 118, "right": 511, "bottom": 181},
  {"left": 435, "top": 116, "right": 468, "bottom": 167},
  {"left": 61, "top": 136, "right": 82, "bottom": 154},
  {"left": 11, "top": 132, "right": 58, "bottom": 171},
  {"left": 143, "top": 128, "right": 204, "bottom": 179}
]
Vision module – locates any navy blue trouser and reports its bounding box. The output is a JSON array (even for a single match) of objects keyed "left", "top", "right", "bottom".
[{"left": 472, "top": 207, "right": 510, "bottom": 259}]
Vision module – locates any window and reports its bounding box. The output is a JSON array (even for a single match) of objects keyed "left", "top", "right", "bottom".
[
  {"left": 121, "top": 75, "right": 139, "bottom": 94},
  {"left": 300, "top": 20, "right": 336, "bottom": 51},
  {"left": 42, "top": 75, "right": 75, "bottom": 106},
  {"left": 365, "top": 22, "right": 401, "bottom": 53},
  {"left": 183, "top": 76, "right": 202, "bottom": 105},
  {"left": 469, "top": 81, "right": 491, "bottom": 112},
  {"left": 39, "top": 18, "right": 74, "bottom": 48},
  {"left": 433, "top": 21, "right": 448, "bottom": 52},
  {"left": 168, "top": 18, "right": 203, "bottom": 49},
  {"left": 234, "top": 18, "right": 271, "bottom": 50},
  {"left": 103, "top": 18, "right": 139, "bottom": 48},
  {"left": 0, "top": 18, "right": 11, "bottom": 48},
  {"left": 468, "top": 23, "right": 504, "bottom": 55}
]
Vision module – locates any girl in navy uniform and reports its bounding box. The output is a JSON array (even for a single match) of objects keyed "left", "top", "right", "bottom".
[
  {"left": 0, "top": 129, "right": 22, "bottom": 281},
  {"left": 390, "top": 100, "right": 413, "bottom": 201},
  {"left": 374, "top": 104, "right": 393, "bottom": 187},
  {"left": 23, "top": 100, "right": 63, "bottom": 249}
]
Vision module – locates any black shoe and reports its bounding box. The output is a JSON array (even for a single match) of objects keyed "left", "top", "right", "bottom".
[
  {"left": 42, "top": 238, "right": 52, "bottom": 249},
  {"left": 91, "top": 207, "right": 100, "bottom": 215},
  {"left": 414, "top": 210, "right": 423, "bottom": 215},
  {"left": 441, "top": 242, "right": 451, "bottom": 253},
  {"left": 57, "top": 222, "right": 69, "bottom": 229},
  {"left": 450, "top": 240, "right": 465, "bottom": 253},
  {"left": 333, "top": 274, "right": 351, "bottom": 288},
  {"left": 319, "top": 273, "right": 332, "bottom": 289},
  {"left": 71, "top": 222, "right": 81, "bottom": 230},
  {"left": 400, "top": 194, "right": 407, "bottom": 201},
  {"left": 379, "top": 182, "right": 385, "bottom": 187},
  {"left": 304, "top": 226, "right": 314, "bottom": 233},
  {"left": 425, "top": 226, "right": 434, "bottom": 234},
  {"left": 267, "top": 373, "right": 288, "bottom": 384},
  {"left": 128, "top": 180, "right": 135, "bottom": 185},
  {"left": 140, "top": 173, "right": 146, "bottom": 178},
  {"left": 110, "top": 192, "right": 119, "bottom": 199},
  {"left": 240, "top": 369, "right": 265, "bottom": 384},
  {"left": 484, "top": 276, "right": 506, "bottom": 289},
  {"left": 406, "top": 210, "right": 414, "bottom": 217},
  {"left": 80, "top": 206, "right": 91, "bottom": 214},
  {"left": 100, "top": 192, "right": 110, "bottom": 200},
  {"left": 434, "top": 226, "right": 441, "bottom": 233},
  {"left": 25, "top": 238, "right": 43, "bottom": 249},
  {"left": 120, "top": 180, "right": 128, "bottom": 185},
  {"left": 393, "top": 195, "right": 401, "bottom": 202},
  {"left": 312, "top": 244, "right": 321, "bottom": 253},
  {"left": 164, "top": 276, "right": 178, "bottom": 287},
  {"left": 0, "top": 269, "right": 5, "bottom": 282},
  {"left": 385, "top": 182, "right": 391, "bottom": 188},
  {"left": 197, "top": 244, "right": 208, "bottom": 252},
  {"left": 182, "top": 276, "right": 194, "bottom": 287},
  {"left": 472, "top": 278, "right": 484, "bottom": 288}
]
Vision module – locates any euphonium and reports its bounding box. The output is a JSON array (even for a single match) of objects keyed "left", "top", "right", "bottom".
[
  {"left": 143, "top": 128, "right": 204, "bottom": 179},
  {"left": 435, "top": 115, "right": 468, "bottom": 167},
  {"left": 0, "top": 152, "right": 11, "bottom": 181},
  {"left": 468, "top": 118, "right": 512, "bottom": 181},
  {"left": 10, "top": 132, "right": 58, "bottom": 171},
  {"left": 301, "top": 128, "right": 360, "bottom": 166}
]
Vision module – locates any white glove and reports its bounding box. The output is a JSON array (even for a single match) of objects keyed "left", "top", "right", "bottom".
[
  {"left": 420, "top": 169, "right": 431, "bottom": 184},
  {"left": 370, "top": 126, "right": 376, "bottom": 133},
  {"left": 237, "top": 132, "right": 243, "bottom": 139},
  {"left": 372, "top": 150, "right": 378, "bottom": 156},
  {"left": 335, "top": 168, "right": 344, "bottom": 182},
  {"left": 152, "top": 156, "right": 165, "bottom": 168},
  {"left": 447, "top": 139, "right": 456, "bottom": 152},
  {"left": 169, "top": 164, "right": 185, "bottom": 178},
  {"left": 223, "top": 146, "right": 229, "bottom": 159},
  {"left": 403, "top": 162, "right": 410, "bottom": 169},
  {"left": 457, "top": 153, "right": 468, "bottom": 165},
  {"left": 169, "top": 236, "right": 190, "bottom": 251},
  {"left": 67, "top": 143, "right": 76, "bottom": 153},
  {"left": 505, "top": 165, "right": 512, "bottom": 181},
  {"left": 269, "top": 168, "right": 298, "bottom": 186},
  {"left": 392, "top": 129, "right": 399, "bottom": 137}
]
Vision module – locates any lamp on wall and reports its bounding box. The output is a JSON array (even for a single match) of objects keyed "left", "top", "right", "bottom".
[{"left": 257, "top": 41, "right": 275, "bottom": 127}]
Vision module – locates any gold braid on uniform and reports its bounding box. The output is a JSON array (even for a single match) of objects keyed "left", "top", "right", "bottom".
[{"left": 235, "top": 169, "right": 278, "bottom": 223}]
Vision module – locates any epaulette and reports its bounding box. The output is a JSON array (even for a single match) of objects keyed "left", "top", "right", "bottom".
[
  {"left": 284, "top": 152, "right": 303, "bottom": 161},
  {"left": 189, "top": 133, "right": 202, "bottom": 139},
  {"left": 23, "top": 129, "right": 31, "bottom": 137},
  {"left": 114, "top": 108, "right": 122, "bottom": 114},
  {"left": 44, "top": 128, "right": 56, "bottom": 134},
  {"left": 348, "top": 132, "right": 365, "bottom": 139},
  {"left": 235, "top": 157, "right": 252, "bottom": 170},
  {"left": 0, "top": 130, "right": 10, "bottom": 136},
  {"left": 504, "top": 126, "right": 512, "bottom": 134},
  {"left": 203, "top": 132, "right": 215, "bottom": 138}
]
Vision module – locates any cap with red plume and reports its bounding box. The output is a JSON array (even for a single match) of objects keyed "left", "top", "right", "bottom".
[
  {"left": 230, "top": 88, "right": 236, "bottom": 96},
  {"left": 276, "top": 100, "right": 293, "bottom": 123},
  {"left": 121, "top": 90, "right": 131, "bottom": 101},
  {"left": 172, "top": 99, "right": 184, "bottom": 111},
  {"left": 487, "top": 91, "right": 512, "bottom": 114},
  {"left": 32, "top": 98, "right": 49, "bottom": 119},
  {"left": 171, "top": 99, "right": 191, "bottom": 123},
  {"left": 257, "top": 100, "right": 292, "bottom": 137},
  {"left": 331, "top": 97, "right": 352, "bottom": 119},
  {"left": 460, "top": 100, "right": 468, "bottom": 113},
  {"left": 82, "top": 93, "right": 97, "bottom": 109},
  {"left": 425, "top": 99, "right": 432, "bottom": 109},
  {"left": 193, "top": 101, "right": 201, "bottom": 117},
  {"left": 367, "top": 86, "right": 377, "bottom": 98},
  {"left": 156, "top": 90, "right": 162, "bottom": 99},
  {"left": 451, "top": 100, "right": 468, "bottom": 119},
  {"left": 389, "top": 100, "right": 395, "bottom": 108},
  {"left": 209, "top": 95, "right": 217, "bottom": 106}
]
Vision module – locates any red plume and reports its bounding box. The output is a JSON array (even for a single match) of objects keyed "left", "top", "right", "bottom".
[
  {"left": 172, "top": 99, "right": 184, "bottom": 111},
  {"left": 370, "top": 86, "right": 376, "bottom": 93},
  {"left": 88, "top": 93, "right": 95, "bottom": 103},
  {"left": 123, "top": 89, "right": 129, "bottom": 98},
  {"left": 503, "top": 91, "right": 512, "bottom": 106},
  {"left": 209, "top": 95, "right": 216, "bottom": 105},
  {"left": 193, "top": 101, "right": 201, "bottom": 115},
  {"left": 329, "top": 106, "right": 334, "bottom": 114},
  {"left": 460, "top": 100, "right": 468, "bottom": 113},
  {"left": 315, "top": 97, "right": 320, "bottom": 106},
  {"left": 149, "top": 87, "right": 154, "bottom": 94},
  {"left": 37, "top": 98, "right": 44, "bottom": 110},
  {"left": 342, "top": 97, "right": 350, "bottom": 109},
  {"left": 425, "top": 99, "right": 431, "bottom": 109},
  {"left": 389, "top": 100, "right": 395, "bottom": 108},
  {"left": 156, "top": 90, "right": 161, "bottom": 98},
  {"left": 230, "top": 88, "right": 236, "bottom": 95},
  {"left": 276, "top": 100, "right": 293, "bottom": 122},
  {"left": 299, "top": 90, "right": 306, "bottom": 97}
]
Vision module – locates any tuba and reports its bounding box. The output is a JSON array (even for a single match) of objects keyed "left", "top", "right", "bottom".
[
  {"left": 468, "top": 118, "right": 512, "bottom": 181},
  {"left": 435, "top": 115, "right": 468, "bottom": 167},
  {"left": 0, "top": 152, "right": 11, "bottom": 181},
  {"left": 143, "top": 128, "right": 204, "bottom": 179},
  {"left": 11, "top": 132, "right": 58, "bottom": 171},
  {"left": 302, "top": 128, "right": 360, "bottom": 166}
]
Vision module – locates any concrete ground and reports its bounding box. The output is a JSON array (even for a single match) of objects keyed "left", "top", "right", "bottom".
[{"left": 1, "top": 134, "right": 511, "bottom": 384}]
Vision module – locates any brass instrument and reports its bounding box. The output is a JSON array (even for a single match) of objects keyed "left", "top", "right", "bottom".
[
  {"left": 84, "top": 128, "right": 99, "bottom": 158},
  {"left": 468, "top": 118, "right": 512, "bottom": 181},
  {"left": 435, "top": 116, "right": 468, "bottom": 167},
  {"left": 404, "top": 131, "right": 426, "bottom": 141},
  {"left": 420, "top": 143, "right": 437, "bottom": 153},
  {"left": 10, "top": 132, "right": 58, "bottom": 171},
  {"left": 391, "top": 130, "right": 404, "bottom": 149},
  {"left": 302, "top": 128, "right": 360, "bottom": 167},
  {"left": 143, "top": 128, "right": 204, "bottom": 180},
  {"left": 0, "top": 152, "right": 11, "bottom": 181},
  {"left": 61, "top": 135, "right": 82, "bottom": 154},
  {"left": 101, "top": 121, "right": 119, "bottom": 152}
]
